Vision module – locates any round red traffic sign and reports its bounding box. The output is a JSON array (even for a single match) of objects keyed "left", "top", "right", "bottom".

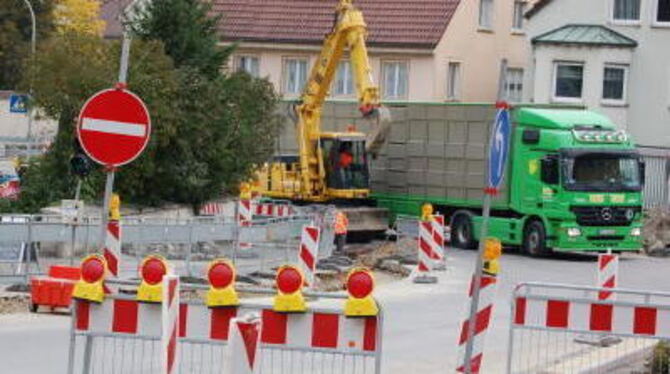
[{"left": 77, "top": 88, "right": 151, "bottom": 167}]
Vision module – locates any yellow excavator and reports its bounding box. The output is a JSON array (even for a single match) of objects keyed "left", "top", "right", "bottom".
[{"left": 256, "top": 0, "right": 391, "bottom": 233}]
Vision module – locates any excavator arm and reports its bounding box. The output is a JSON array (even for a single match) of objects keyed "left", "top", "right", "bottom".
[{"left": 294, "top": 0, "right": 391, "bottom": 199}]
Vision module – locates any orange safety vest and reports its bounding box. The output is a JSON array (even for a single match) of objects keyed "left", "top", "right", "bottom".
[{"left": 334, "top": 212, "right": 349, "bottom": 234}]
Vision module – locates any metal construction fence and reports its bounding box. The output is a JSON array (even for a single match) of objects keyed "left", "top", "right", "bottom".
[
  {"left": 68, "top": 280, "right": 383, "bottom": 374},
  {"left": 506, "top": 282, "right": 670, "bottom": 374},
  {"left": 0, "top": 211, "right": 336, "bottom": 283}
]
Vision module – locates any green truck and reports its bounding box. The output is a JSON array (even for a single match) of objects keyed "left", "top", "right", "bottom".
[{"left": 371, "top": 106, "right": 644, "bottom": 256}]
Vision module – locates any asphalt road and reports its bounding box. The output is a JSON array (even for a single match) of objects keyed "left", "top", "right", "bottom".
[{"left": 1, "top": 248, "right": 669, "bottom": 373}]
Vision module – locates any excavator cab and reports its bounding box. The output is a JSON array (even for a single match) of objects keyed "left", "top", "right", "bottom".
[{"left": 321, "top": 134, "right": 370, "bottom": 198}]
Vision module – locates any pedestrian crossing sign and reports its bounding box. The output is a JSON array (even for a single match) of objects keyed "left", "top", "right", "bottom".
[{"left": 9, "top": 94, "right": 28, "bottom": 114}]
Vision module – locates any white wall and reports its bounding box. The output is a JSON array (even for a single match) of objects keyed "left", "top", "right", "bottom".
[
  {"left": 531, "top": 44, "right": 632, "bottom": 129},
  {"left": 525, "top": 0, "right": 670, "bottom": 148}
]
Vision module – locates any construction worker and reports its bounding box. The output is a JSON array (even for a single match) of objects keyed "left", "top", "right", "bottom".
[{"left": 334, "top": 210, "right": 349, "bottom": 254}]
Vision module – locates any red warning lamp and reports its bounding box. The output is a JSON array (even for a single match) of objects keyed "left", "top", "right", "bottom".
[
  {"left": 205, "top": 259, "right": 239, "bottom": 308},
  {"left": 81, "top": 256, "right": 105, "bottom": 283},
  {"left": 137, "top": 255, "right": 170, "bottom": 303},
  {"left": 345, "top": 267, "right": 378, "bottom": 317},
  {"left": 347, "top": 270, "right": 374, "bottom": 299},
  {"left": 142, "top": 257, "right": 167, "bottom": 285},
  {"left": 273, "top": 265, "right": 306, "bottom": 312},
  {"left": 72, "top": 255, "right": 108, "bottom": 303}
]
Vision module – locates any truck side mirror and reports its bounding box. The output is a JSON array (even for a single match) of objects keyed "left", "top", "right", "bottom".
[
  {"left": 541, "top": 156, "right": 559, "bottom": 185},
  {"left": 639, "top": 159, "right": 646, "bottom": 186}
]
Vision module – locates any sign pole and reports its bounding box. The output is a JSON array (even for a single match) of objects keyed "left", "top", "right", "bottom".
[
  {"left": 99, "top": 33, "right": 131, "bottom": 250},
  {"left": 463, "top": 192, "right": 492, "bottom": 373},
  {"left": 463, "top": 60, "right": 509, "bottom": 373}
]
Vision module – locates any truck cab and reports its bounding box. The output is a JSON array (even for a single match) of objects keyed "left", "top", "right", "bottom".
[{"left": 510, "top": 108, "right": 643, "bottom": 255}]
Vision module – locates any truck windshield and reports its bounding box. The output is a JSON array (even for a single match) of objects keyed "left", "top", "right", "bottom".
[{"left": 563, "top": 153, "right": 641, "bottom": 192}]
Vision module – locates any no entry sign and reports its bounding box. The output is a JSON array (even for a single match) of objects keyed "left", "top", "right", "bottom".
[{"left": 77, "top": 88, "right": 151, "bottom": 167}]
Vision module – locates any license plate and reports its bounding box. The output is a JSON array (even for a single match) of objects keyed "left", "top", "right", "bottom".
[{"left": 600, "top": 229, "right": 616, "bottom": 235}]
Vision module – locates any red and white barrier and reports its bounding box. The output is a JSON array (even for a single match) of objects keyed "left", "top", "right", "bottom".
[
  {"left": 200, "top": 202, "right": 224, "bottom": 216},
  {"left": 225, "top": 314, "right": 262, "bottom": 374},
  {"left": 514, "top": 295, "right": 670, "bottom": 338},
  {"left": 162, "top": 276, "right": 180, "bottom": 374},
  {"left": 238, "top": 200, "right": 253, "bottom": 227},
  {"left": 597, "top": 253, "right": 619, "bottom": 300},
  {"left": 298, "top": 225, "right": 320, "bottom": 287},
  {"left": 456, "top": 275, "right": 498, "bottom": 373},
  {"left": 255, "top": 203, "right": 274, "bottom": 217},
  {"left": 431, "top": 215, "right": 446, "bottom": 269},
  {"left": 178, "top": 305, "right": 378, "bottom": 352},
  {"left": 255, "top": 202, "right": 294, "bottom": 218},
  {"left": 103, "top": 220, "right": 121, "bottom": 278},
  {"left": 414, "top": 220, "right": 438, "bottom": 283}
]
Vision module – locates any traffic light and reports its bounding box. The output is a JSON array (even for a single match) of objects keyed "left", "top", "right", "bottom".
[
  {"left": 136, "top": 255, "right": 169, "bottom": 303},
  {"left": 344, "top": 267, "right": 378, "bottom": 317},
  {"left": 205, "top": 259, "right": 239, "bottom": 308},
  {"left": 72, "top": 255, "right": 108, "bottom": 303},
  {"left": 273, "top": 265, "right": 307, "bottom": 313},
  {"left": 70, "top": 153, "right": 92, "bottom": 177}
]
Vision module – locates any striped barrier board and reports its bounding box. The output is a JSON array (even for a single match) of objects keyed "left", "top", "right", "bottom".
[
  {"left": 103, "top": 220, "right": 121, "bottom": 277},
  {"left": 414, "top": 220, "right": 438, "bottom": 283},
  {"left": 298, "top": 225, "right": 320, "bottom": 287},
  {"left": 597, "top": 253, "right": 618, "bottom": 300},
  {"left": 430, "top": 215, "right": 446, "bottom": 269},
  {"left": 456, "top": 275, "right": 498, "bottom": 373},
  {"left": 69, "top": 292, "right": 383, "bottom": 374},
  {"left": 179, "top": 303, "right": 378, "bottom": 352},
  {"left": 238, "top": 200, "right": 253, "bottom": 227},
  {"left": 200, "top": 203, "right": 224, "bottom": 216}
]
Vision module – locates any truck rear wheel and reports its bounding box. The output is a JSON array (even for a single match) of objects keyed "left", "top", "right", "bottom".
[
  {"left": 523, "top": 220, "right": 550, "bottom": 257},
  {"left": 451, "top": 211, "right": 477, "bottom": 250}
]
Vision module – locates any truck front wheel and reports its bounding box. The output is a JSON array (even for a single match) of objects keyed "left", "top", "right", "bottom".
[
  {"left": 451, "top": 211, "right": 477, "bottom": 250},
  {"left": 523, "top": 220, "right": 550, "bottom": 257}
]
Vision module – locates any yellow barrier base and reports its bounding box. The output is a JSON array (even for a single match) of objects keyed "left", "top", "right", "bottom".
[
  {"left": 137, "top": 282, "right": 163, "bottom": 303},
  {"left": 345, "top": 296, "right": 379, "bottom": 317},
  {"left": 72, "top": 281, "right": 105, "bottom": 303},
  {"left": 273, "top": 293, "right": 307, "bottom": 313},
  {"left": 206, "top": 287, "right": 239, "bottom": 308}
]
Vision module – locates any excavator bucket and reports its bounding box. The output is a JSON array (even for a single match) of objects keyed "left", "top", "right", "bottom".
[
  {"left": 365, "top": 106, "right": 392, "bottom": 159},
  {"left": 341, "top": 206, "right": 390, "bottom": 233}
]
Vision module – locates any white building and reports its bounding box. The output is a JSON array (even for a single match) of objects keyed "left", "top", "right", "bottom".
[{"left": 524, "top": 0, "right": 670, "bottom": 206}]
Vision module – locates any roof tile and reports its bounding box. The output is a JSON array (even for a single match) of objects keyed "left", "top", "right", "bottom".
[{"left": 212, "top": 0, "right": 461, "bottom": 49}]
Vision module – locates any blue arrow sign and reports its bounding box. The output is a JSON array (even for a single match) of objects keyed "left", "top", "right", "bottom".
[
  {"left": 487, "top": 108, "right": 511, "bottom": 190},
  {"left": 9, "top": 94, "right": 28, "bottom": 114}
]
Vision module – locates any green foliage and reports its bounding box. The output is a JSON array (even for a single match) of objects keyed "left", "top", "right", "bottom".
[
  {"left": 129, "top": 0, "right": 234, "bottom": 79},
  {"left": 10, "top": 30, "right": 282, "bottom": 213},
  {"left": 650, "top": 341, "right": 670, "bottom": 372},
  {"left": 0, "top": 0, "right": 54, "bottom": 89}
]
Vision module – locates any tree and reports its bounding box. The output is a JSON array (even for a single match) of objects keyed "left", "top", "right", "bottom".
[
  {"left": 11, "top": 29, "right": 282, "bottom": 212},
  {"left": 0, "top": 0, "right": 54, "bottom": 89},
  {"left": 53, "top": 0, "right": 105, "bottom": 36},
  {"left": 130, "top": 0, "right": 233, "bottom": 79}
]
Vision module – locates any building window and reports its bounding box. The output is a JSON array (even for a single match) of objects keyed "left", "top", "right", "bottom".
[
  {"left": 382, "top": 61, "right": 408, "bottom": 99},
  {"left": 602, "top": 65, "right": 628, "bottom": 102},
  {"left": 235, "top": 55, "right": 259, "bottom": 77},
  {"left": 479, "top": 0, "right": 494, "bottom": 29},
  {"left": 283, "top": 58, "right": 308, "bottom": 95},
  {"left": 334, "top": 61, "right": 354, "bottom": 96},
  {"left": 447, "top": 62, "right": 461, "bottom": 100},
  {"left": 656, "top": 0, "right": 670, "bottom": 23},
  {"left": 613, "top": 0, "right": 641, "bottom": 22},
  {"left": 554, "top": 62, "right": 584, "bottom": 100},
  {"left": 512, "top": 1, "right": 525, "bottom": 31},
  {"left": 505, "top": 68, "right": 524, "bottom": 102}
]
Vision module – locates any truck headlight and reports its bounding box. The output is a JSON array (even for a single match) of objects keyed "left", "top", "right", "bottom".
[
  {"left": 567, "top": 228, "right": 581, "bottom": 237},
  {"left": 630, "top": 228, "right": 641, "bottom": 237}
]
